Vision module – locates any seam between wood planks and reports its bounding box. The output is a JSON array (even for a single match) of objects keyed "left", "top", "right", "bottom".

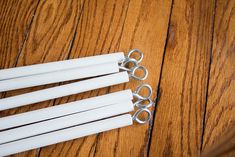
[
  {"left": 199, "top": 0, "right": 217, "bottom": 154},
  {"left": 146, "top": 0, "right": 174, "bottom": 156}
]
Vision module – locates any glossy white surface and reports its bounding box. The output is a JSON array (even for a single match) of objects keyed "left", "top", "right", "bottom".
[
  {"left": 0, "top": 52, "right": 124, "bottom": 80},
  {"left": 0, "top": 62, "right": 119, "bottom": 92},
  {"left": 0, "top": 114, "right": 133, "bottom": 156},
  {"left": 0, "top": 71, "right": 129, "bottom": 111},
  {"left": 0, "top": 101, "right": 134, "bottom": 144},
  {"left": 0, "top": 89, "right": 133, "bottom": 130}
]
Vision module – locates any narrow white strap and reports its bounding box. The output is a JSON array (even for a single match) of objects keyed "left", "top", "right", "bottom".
[
  {"left": 0, "top": 52, "right": 124, "bottom": 80},
  {"left": 0, "top": 114, "right": 133, "bottom": 156},
  {"left": 0, "top": 71, "right": 129, "bottom": 111},
  {"left": 0, "top": 62, "right": 119, "bottom": 92},
  {"left": 0, "top": 101, "right": 134, "bottom": 144},
  {"left": 0, "top": 89, "right": 133, "bottom": 130}
]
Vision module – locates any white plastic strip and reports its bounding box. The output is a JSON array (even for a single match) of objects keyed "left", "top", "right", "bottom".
[
  {"left": 0, "top": 62, "right": 119, "bottom": 92},
  {"left": 0, "top": 101, "right": 134, "bottom": 144},
  {"left": 0, "top": 52, "right": 124, "bottom": 81},
  {"left": 0, "top": 71, "right": 129, "bottom": 111},
  {"left": 0, "top": 89, "right": 133, "bottom": 130},
  {"left": 0, "top": 114, "right": 133, "bottom": 156}
]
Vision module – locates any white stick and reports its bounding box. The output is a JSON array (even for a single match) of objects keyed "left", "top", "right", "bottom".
[
  {"left": 0, "top": 114, "right": 133, "bottom": 156},
  {"left": 0, "top": 52, "right": 124, "bottom": 80},
  {"left": 0, "top": 101, "right": 133, "bottom": 144},
  {"left": 0, "top": 89, "right": 133, "bottom": 130},
  {"left": 0, "top": 72, "right": 129, "bottom": 111},
  {"left": 0, "top": 62, "right": 119, "bottom": 92}
]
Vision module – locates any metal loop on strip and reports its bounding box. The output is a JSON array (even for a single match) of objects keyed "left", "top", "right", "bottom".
[
  {"left": 132, "top": 108, "right": 151, "bottom": 124},
  {"left": 133, "top": 84, "right": 152, "bottom": 100},
  {"left": 119, "top": 57, "right": 138, "bottom": 71},
  {"left": 127, "top": 49, "right": 143, "bottom": 64},
  {"left": 134, "top": 98, "right": 153, "bottom": 109},
  {"left": 121, "top": 57, "right": 138, "bottom": 67},
  {"left": 129, "top": 65, "right": 148, "bottom": 81},
  {"left": 119, "top": 58, "right": 148, "bottom": 80}
]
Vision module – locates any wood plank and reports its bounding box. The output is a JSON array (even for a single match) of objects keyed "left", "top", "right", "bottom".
[
  {"left": 149, "top": 0, "right": 215, "bottom": 156},
  {"left": 0, "top": 0, "right": 39, "bottom": 69},
  {"left": 0, "top": 1, "right": 39, "bottom": 157},
  {"left": 201, "top": 0, "right": 235, "bottom": 156},
  {"left": 0, "top": 0, "right": 85, "bottom": 115},
  {"left": 202, "top": 124, "right": 235, "bottom": 157},
  {"left": 0, "top": 0, "right": 39, "bottom": 101},
  {"left": 0, "top": 0, "right": 85, "bottom": 156},
  {"left": 39, "top": 0, "right": 172, "bottom": 156}
]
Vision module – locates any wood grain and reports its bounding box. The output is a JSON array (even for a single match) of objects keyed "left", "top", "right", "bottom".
[
  {"left": 0, "top": 0, "right": 39, "bottom": 103},
  {"left": 0, "top": 1, "right": 39, "bottom": 155},
  {"left": 202, "top": 124, "right": 235, "bottom": 157},
  {"left": 1, "top": 0, "right": 233, "bottom": 156},
  {"left": 0, "top": 0, "right": 39, "bottom": 69},
  {"left": 202, "top": 0, "right": 235, "bottom": 156},
  {"left": 0, "top": 0, "right": 85, "bottom": 156},
  {"left": 149, "top": 0, "right": 216, "bottom": 156},
  {"left": 38, "top": 0, "right": 172, "bottom": 156}
]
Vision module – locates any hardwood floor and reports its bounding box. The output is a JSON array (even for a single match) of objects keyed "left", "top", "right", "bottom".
[{"left": 0, "top": 0, "right": 234, "bottom": 156}]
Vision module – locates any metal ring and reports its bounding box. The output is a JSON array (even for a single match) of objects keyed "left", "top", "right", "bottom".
[
  {"left": 132, "top": 108, "right": 151, "bottom": 124},
  {"left": 129, "top": 65, "right": 148, "bottom": 80},
  {"left": 127, "top": 49, "right": 143, "bottom": 63},
  {"left": 133, "top": 84, "right": 152, "bottom": 100},
  {"left": 119, "top": 57, "right": 139, "bottom": 72},
  {"left": 134, "top": 98, "right": 153, "bottom": 109},
  {"left": 121, "top": 57, "right": 139, "bottom": 67}
]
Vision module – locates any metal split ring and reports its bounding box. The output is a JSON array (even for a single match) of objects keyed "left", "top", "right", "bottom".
[
  {"left": 129, "top": 65, "right": 148, "bottom": 81},
  {"left": 133, "top": 84, "right": 152, "bottom": 100},
  {"left": 127, "top": 49, "right": 143, "bottom": 64},
  {"left": 119, "top": 57, "right": 139, "bottom": 72},
  {"left": 134, "top": 97, "right": 153, "bottom": 109},
  {"left": 119, "top": 58, "right": 148, "bottom": 80},
  {"left": 132, "top": 108, "right": 151, "bottom": 124},
  {"left": 119, "top": 49, "right": 153, "bottom": 124}
]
